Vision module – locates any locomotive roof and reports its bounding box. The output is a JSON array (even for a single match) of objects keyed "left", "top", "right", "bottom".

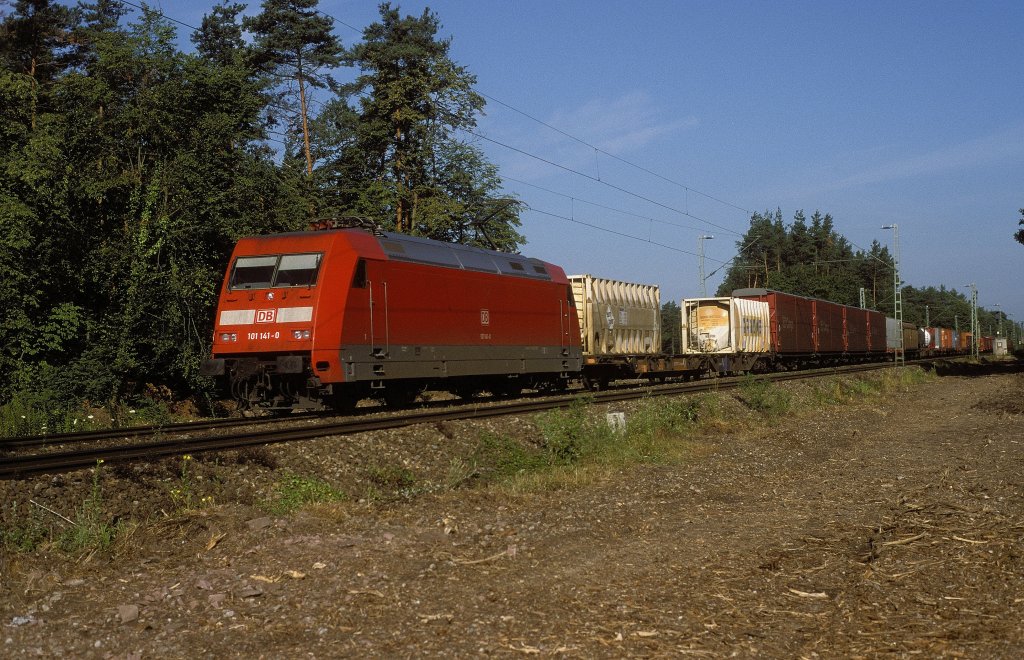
[
  {"left": 246, "top": 227, "right": 554, "bottom": 281},
  {"left": 375, "top": 231, "right": 553, "bottom": 280}
]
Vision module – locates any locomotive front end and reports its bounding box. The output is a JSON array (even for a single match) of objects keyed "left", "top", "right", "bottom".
[{"left": 201, "top": 238, "right": 331, "bottom": 412}]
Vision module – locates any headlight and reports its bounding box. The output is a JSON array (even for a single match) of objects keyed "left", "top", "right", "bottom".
[
  {"left": 219, "top": 333, "right": 237, "bottom": 342},
  {"left": 292, "top": 329, "right": 311, "bottom": 340}
]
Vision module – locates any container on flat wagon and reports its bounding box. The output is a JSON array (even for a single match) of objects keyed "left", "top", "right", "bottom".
[
  {"left": 732, "top": 289, "right": 816, "bottom": 353},
  {"left": 680, "top": 297, "right": 770, "bottom": 354},
  {"left": 569, "top": 274, "right": 660, "bottom": 356},
  {"left": 958, "top": 332, "right": 973, "bottom": 352},
  {"left": 902, "top": 322, "right": 920, "bottom": 352},
  {"left": 885, "top": 317, "right": 902, "bottom": 351},
  {"left": 939, "top": 327, "right": 954, "bottom": 350},
  {"left": 885, "top": 319, "right": 919, "bottom": 352}
]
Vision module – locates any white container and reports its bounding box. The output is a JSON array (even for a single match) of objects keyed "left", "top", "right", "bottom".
[
  {"left": 681, "top": 297, "right": 770, "bottom": 354},
  {"left": 569, "top": 274, "right": 661, "bottom": 356}
]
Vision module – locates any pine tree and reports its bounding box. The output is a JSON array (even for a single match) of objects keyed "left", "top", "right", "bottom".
[
  {"left": 245, "top": 0, "right": 343, "bottom": 177},
  {"left": 325, "top": 2, "right": 521, "bottom": 248}
]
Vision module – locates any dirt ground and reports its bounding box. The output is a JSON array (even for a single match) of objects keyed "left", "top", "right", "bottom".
[{"left": 2, "top": 367, "right": 1024, "bottom": 658}]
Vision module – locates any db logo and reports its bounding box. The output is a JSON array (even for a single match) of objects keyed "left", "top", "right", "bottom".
[
  {"left": 480, "top": 309, "right": 490, "bottom": 326},
  {"left": 256, "top": 309, "right": 277, "bottom": 324}
]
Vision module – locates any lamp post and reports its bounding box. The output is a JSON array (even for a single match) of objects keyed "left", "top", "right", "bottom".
[
  {"left": 881, "top": 224, "right": 903, "bottom": 366},
  {"left": 698, "top": 235, "right": 714, "bottom": 296}
]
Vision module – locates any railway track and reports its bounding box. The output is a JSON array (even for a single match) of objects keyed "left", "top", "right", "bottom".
[{"left": 0, "top": 360, "right": 969, "bottom": 480}]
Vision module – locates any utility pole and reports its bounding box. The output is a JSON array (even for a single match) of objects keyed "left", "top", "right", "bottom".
[
  {"left": 698, "top": 235, "right": 714, "bottom": 296},
  {"left": 995, "top": 304, "right": 1003, "bottom": 336},
  {"left": 859, "top": 287, "right": 866, "bottom": 309},
  {"left": 925, "top": 305, "right": 929, "bottom": 328},
  {"left": 966, "top": 283, "right": 979, "bottom": 359},
  {"left": 882, "top": 224, "right": 903, "bottom": 366}
]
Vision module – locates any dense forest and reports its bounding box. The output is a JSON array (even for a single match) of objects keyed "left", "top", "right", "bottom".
[
  {"left": 0, "top": 1, "right": 1016, "bottom": 427},
  {"left": 0, "top": 0, "right": 520, "bottom": 419}
]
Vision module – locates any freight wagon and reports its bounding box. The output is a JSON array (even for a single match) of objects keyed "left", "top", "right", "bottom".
[
  {"left": 569, "top": 274, "right": 703, "bottom": 387},
  {"left": 728, "top": 289, "right": 887, "bottom": 367}
]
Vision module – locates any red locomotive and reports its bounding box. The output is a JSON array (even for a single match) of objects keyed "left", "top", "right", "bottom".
[{"left": 201, "top": 220, "right": 582, "bottom": 412}]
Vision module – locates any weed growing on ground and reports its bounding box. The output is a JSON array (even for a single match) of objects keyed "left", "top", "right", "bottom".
[
  {"left": 811, "top": 368, "right": 933, "bottom": 407},
  {"left": 57, "top": 460, "right": 119, "bottom": 553},
  {"left": 268, "top": 473, "right": 345, "bottom": 514},
  {"left": 739, "top": 376, "right": 792, "bottom": 417},
  {"left": 474, "top": 394, "right": 712, "bottom": 488},
  {"left": 1, "top": 508, "right": 51, "bottom": 553}
]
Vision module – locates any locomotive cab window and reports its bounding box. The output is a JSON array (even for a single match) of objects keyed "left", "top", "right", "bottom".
[
  {"left": 229, "top": 255, "right": 277, "bottom": 290},
  {"left": 228, "top": 252, "right": 324, "bottom": 290},
  {"left": 275, "top": 252, "right": 322, "bottom": 287}
]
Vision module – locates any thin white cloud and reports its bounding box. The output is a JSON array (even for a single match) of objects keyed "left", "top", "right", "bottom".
[
  {"left": 547, "top": 91, "right": 699, "bottom": 155},
  {"left": 485, "top": 91, "right": 698, "bottom": 182},
  {"left": 822, "top": 123, "right": 1024, "bottom": 193}
]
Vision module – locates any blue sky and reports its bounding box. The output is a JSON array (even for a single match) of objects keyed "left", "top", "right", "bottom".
[{"left": 151, "top": 2, "right": 1024, "bottom": 327}]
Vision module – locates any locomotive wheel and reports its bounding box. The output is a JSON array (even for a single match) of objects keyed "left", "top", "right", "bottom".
[
  {"left": 383, "top": 384, "right": 419, "bottom": 408},
  {"left": 328, "top": 392, "right": 358, "bottom": 414}
]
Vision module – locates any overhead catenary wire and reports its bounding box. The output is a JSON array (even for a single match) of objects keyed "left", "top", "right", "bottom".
[
  {"left": 524, "top": 206, "right": 726, "bottom": 262},
  {"left": 464, "top": 128, "right": 743, "bottom": 237},
  {"left": 479, "top": 91, "right": 752, "bottom": 218},
  {"left": 502, "top": 175, "right": 725, "bottom": 236}
]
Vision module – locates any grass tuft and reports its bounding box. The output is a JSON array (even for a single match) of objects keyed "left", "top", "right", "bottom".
[{"left": 267, "top": 473, "right": 345, "bottom": 514}]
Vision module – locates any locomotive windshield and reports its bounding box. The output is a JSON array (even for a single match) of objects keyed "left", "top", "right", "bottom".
[{"left": 228, "top": 253, "right": 323, "bottom": 290}]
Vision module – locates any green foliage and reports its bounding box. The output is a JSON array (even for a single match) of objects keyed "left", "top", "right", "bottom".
[
  {"left": 475, "top": 396, "right": 705, "bottom": 483},
  {"left": 738, "top": 376, "right": 792, "bottom": 417},
  {"left": 325, "top": 2, "right": 522, "bottom": 248},
  {"left": 661, "top": 301, "right": 681, "bottom": 353},
  {"left": 1015, "top": 207, "right": 1024, "bottom": 246},
  {"left": 245, "top": 0, "right": 343, "bottom": 176},
  {"left": 57, "top": 461, "right": 120, "bottom": 553},
  {"left": 0, "top": 380, "right": 88, "bottom": 437},
  {"left": 268, "top": 473, "right": 345, "bottom": 514},
  {"left": 1, "top": 508, "right": 51, "bottom": 553}
]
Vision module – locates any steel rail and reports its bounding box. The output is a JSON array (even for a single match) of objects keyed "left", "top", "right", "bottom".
[
  {"left": 0, "top": 412, "right": 325, "bottom": 450},
  {"left": 0, "top": 362, "right": 900, "bottom": 480}
]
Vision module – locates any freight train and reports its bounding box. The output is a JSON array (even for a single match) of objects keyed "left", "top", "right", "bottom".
[{"left": 200, "top": 222, "right": 994, "bottom": 412}]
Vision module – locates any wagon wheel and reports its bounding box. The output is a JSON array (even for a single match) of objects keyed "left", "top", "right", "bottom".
[
  {"left": 383, "top": 384, "right": 419, "bottom": 408},
  {"left": 491, "top": 380, "right": 522, "bottom": 398}
]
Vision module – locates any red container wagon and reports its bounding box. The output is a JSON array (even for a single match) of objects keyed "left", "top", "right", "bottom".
[
  {"left": 732, "top": 289, "right": 815, "bottom": 353},
  {"left": 815, "top": 299, "right": 845, "bottom": 353},
  {"left": 201, "top": 223, "right": 583, "bottom": 412},
  {"left": 846, "top": 308, "right": 871, "bottom": 353},
  {"left": 732, "top": 289, "right": 886, "bottom": 364}
]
